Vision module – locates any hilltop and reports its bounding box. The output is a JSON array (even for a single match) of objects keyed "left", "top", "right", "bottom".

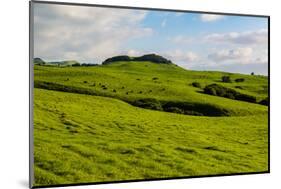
[{"left": 102, "top": 54, "right": 173, "bottom": 65}]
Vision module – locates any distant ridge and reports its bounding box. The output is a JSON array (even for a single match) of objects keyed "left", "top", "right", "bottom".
[
  {"left": 33, "top": 58, "right": 80, "bottom": 67},
  {"left": 102, "top": 54, "right": 173, "bottom": 65},
  {"left": 34, "top": 57, "right": 45, "bottom": 65}
]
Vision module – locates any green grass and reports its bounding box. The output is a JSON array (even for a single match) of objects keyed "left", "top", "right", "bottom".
[{"left": 33, "top": 61, "right": 268, "bottom": 186}]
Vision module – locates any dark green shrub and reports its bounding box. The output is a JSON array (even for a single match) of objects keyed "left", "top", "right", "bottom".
[
  {"left": 34, "top": 81, "right": 97, "bottom": 96},
  {"left": 192, "top": 82, "right": 201, "bottom": 88},
  {"left": 235, "top": 78, "right": 245, "bottom": 82},
  {"left": 152, "top": 77, "right": 158, "bottom": 80},
  {"left": 102, "top": 55, "right": 131, "bottom": 65},
  {"left": 83, "top": 81, "right": 87, "bottom": 83},
  {"left": 184, "top": 110, "right": 203, "bottom": 116},
  {"left": 162, "top": 101, "right": 229, "bottom": 116},
  {"left": 72, "top": 63, "right": 81, "bottom": 67},
  {"left": 203, "top": 84, "right": 256, "bottom": 103},
  {"left": 134, "top": 54, "right": 172, "bottom": 64},
  {"left": 222, "top": 76, "right": 231, "bottom": 83},
  {"left": 204, "top": 84, "right": 218, "bottom": 95},
  {"left": 224, "top": 93, "right": 235, "bottom": 99},
  {"left": 235, "top": 93, "right": 256, "bottom": 103},
  {"left": 259, "top": 97, "right": 269, "bottom": 106},
  {"left": 165, "top": 107, "right": 185, "bottom": 114},
  {"left": 102, "top": 54, "right": 172, "bottom": 65},
  {"left": 132, "top": 98, "right": 162, "bottom": 111},
  {"left": 113, "top": 89, "right": 116, "bottom": 92}
]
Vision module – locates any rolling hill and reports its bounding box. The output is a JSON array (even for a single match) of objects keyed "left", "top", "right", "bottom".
[{"left": 33, "top": 55, "right": 268, "bottom": 186}]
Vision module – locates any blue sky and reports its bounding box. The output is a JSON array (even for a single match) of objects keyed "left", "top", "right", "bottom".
[{"left": 34, "top": 3, "right": 268, "bottom": 75}]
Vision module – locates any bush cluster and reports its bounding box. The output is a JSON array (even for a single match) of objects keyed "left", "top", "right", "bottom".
[
  {"left": 191, "top": 82, "right": 201, "bottom": 88},
  {"left": 235, "top": 78, "right": 245, "bottom": 82},
  {"left": 222, "top": 76, "right": 231, "bottom": 83},
  {"left": 102, "top": 54, "right": 172, "bottom": 65},
  {"left": 204, "top": 84, "right": 256, "bottom": 103},
  {"left": 132, "top": 98, "right": 163, "bottom": 111},
  {"left": 34, "top": 81, "right": 97, "bottom": 96},
  {"left": 131, "top": 98, "right": 229, "bottom": 116}
]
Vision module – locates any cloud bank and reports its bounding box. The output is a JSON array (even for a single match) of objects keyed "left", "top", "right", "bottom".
[{"left": 34, "top": 4, "right": 152, "bottom": 62}]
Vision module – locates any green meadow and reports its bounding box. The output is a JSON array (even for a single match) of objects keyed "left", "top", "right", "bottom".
[{"left": 33, "top": 60, "right": 268, "bottom": 186}]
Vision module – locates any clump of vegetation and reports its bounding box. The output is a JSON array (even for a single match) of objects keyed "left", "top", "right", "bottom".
[
  {"left": 204, "top": 84, "right": 256, "bottom": 103},
  {"left": 72, "top": 63, "right": 81, "bottom": 67},
  {"left": 132, "top": 98, "right": 163, "bottom": 111},
  {"left": 81, "top": 63, "right": 99, "bottom": 67},
  {"left": 191, "top": 82, "right": 201, "bottom": 88},
  {"left": 102, "top": 54, "right": 172, "bottom": 65},
  {"left": 136, "top": 78, "right": 140, "bottom": 81},
  {"left": 83, "top": 81, "right": 87, "bottom": 84},
  {"left": 235, "top": 78, "right": 245, "bottom": 82},
  {"left": 102, "top": 55, "right": 131, "bottom": 65},
  {"left": 152, "top": 77, "right": 158, "bottom": 80},
  {"left": 101, "top": 85, "right": 107, "bottom": 90},
  {"left": 134, "top": 54, "right": 172, "bottom": 64},
  {"left": 222, "top": 76, "right": 231, "bottom": 83},
  {"left": 165, "top": 107, "right": 185, "bottom": 114},
  {"left": 34, "top": 81, "right": 97, "bottom": 96},
  {"left": 113, "top": 89, "right": 117, "bottom": 93},
  {"left": 259, "top": 97, "right": 269, "bottom": 106},
  {"left": 162, "top": 101, "right": 227, "bottom": 116}
]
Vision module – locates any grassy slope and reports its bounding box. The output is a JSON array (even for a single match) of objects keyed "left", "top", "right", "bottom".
[
  {"left": 34, "top": 61, "right": 268, "bottom": 116},
  {"left": 33, "top": 61, "right": 268, "bottom": 186},
  {"left": 34, "top": 89, "right": 268, "bottom": 185}
]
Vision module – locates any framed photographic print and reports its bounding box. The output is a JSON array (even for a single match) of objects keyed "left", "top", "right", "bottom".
[{"left": 29, "top": 0, "right": 269, "bottom": 188}]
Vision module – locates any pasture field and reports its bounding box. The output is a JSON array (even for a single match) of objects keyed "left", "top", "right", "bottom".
[{"left": 33, "top": 61, "right": 268, "bottom": 186}]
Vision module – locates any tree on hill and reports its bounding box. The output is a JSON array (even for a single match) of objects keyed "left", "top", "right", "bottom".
[
  {"left": 102, "top": 55, "right": 131, "bottom": 65},
  {"left": 102, "top": 54, "right": 173, "bottom": 65},
  {"left": 133, "top": 54, "right": 172, "bottom": 64}
]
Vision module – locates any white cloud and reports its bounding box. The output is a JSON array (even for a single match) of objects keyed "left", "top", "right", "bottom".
[
  {"left": 165, "top": 50, "right": 199, "bottom": 63},
  {"left": 205, "top": 29, "right": 268, "bottom": 45},
  {"left": 200, "top": 14, "right": 224, "bottom": 22},
  {"left": 127, "top": 49, "right": 143, "bottom": 57},
  {"left": 208, "top": 47, "right": 253, "bottom": 63},
  {"left": 34, "top": 4, "right": 152, "bottom": 63}
]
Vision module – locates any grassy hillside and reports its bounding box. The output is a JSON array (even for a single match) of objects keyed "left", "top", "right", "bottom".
[
  {"left": 34, "top": 61, "right": 268, "bottom": 116},
  {"left": 33, "top": 60, "right": 268, "bottom": 186}
]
